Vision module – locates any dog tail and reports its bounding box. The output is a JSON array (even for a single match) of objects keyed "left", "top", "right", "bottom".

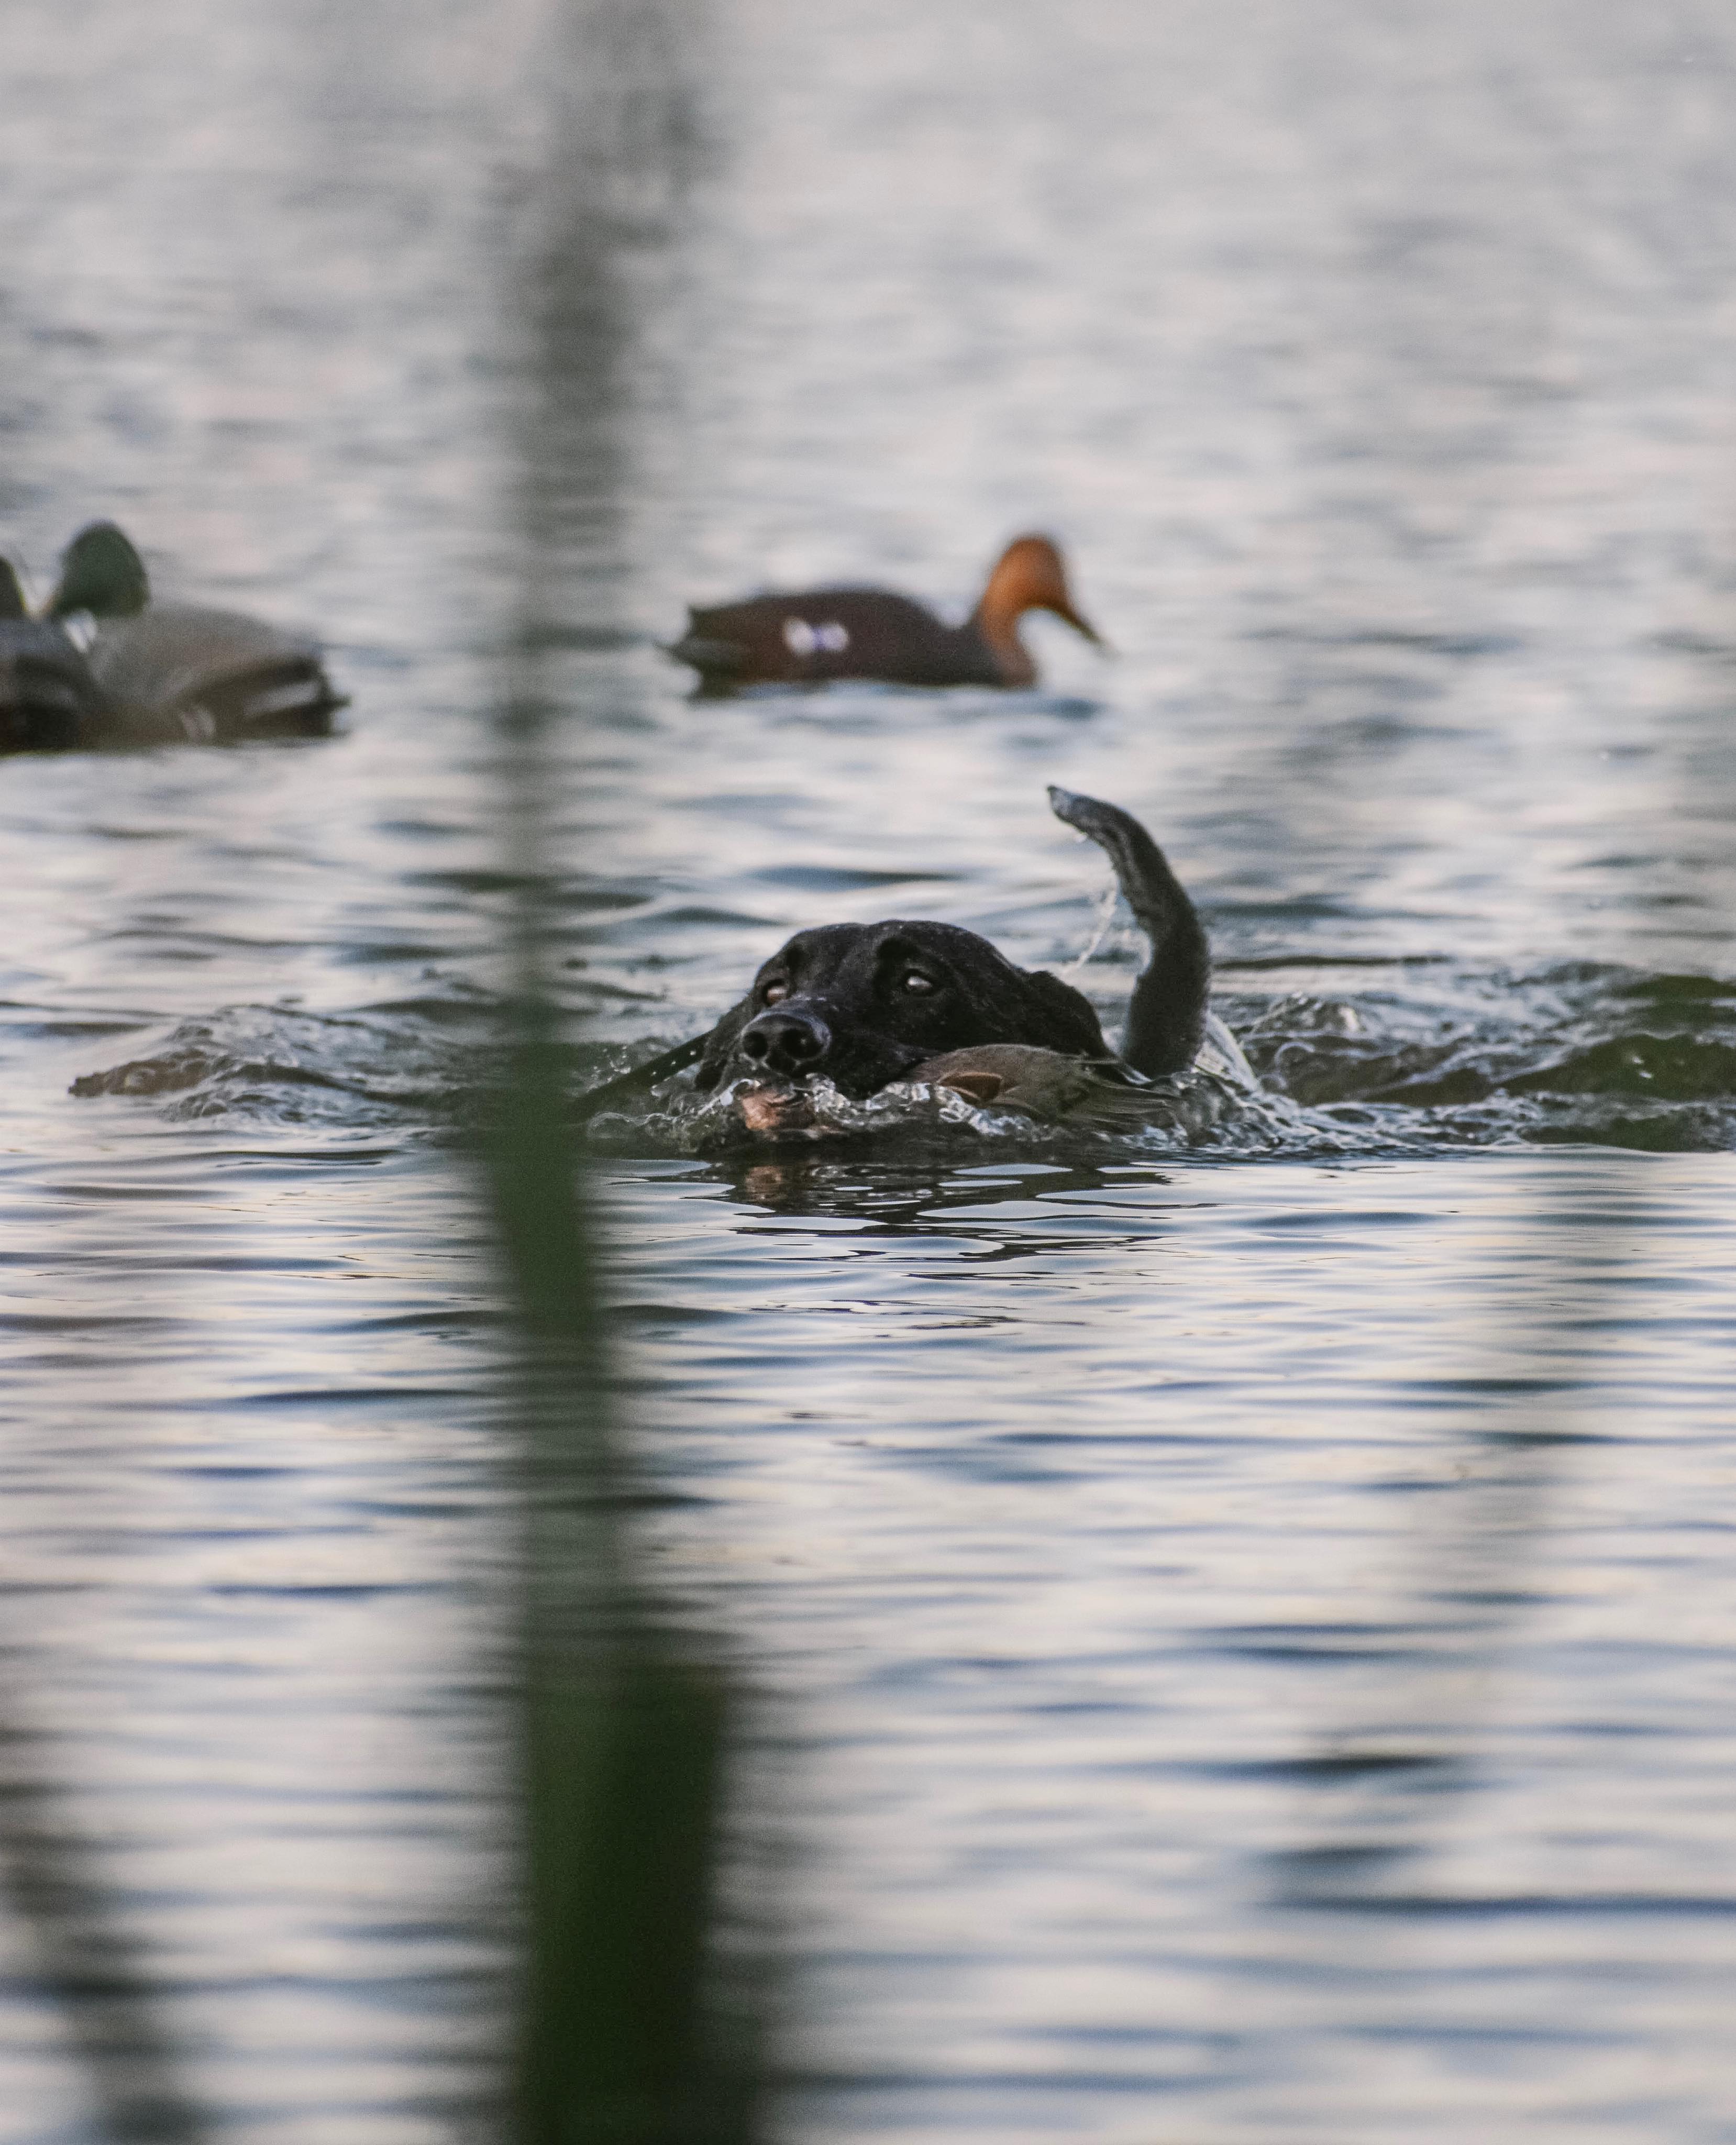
[{"left": 1048, "top": 787, "right": 1209, "bottom": 1078}]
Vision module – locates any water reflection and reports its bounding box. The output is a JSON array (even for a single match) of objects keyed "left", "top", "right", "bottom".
[
  {"left": 715, "top": 1152, "right": 1176, "bottom": 1226},
  {"left": 0, "top": 1723, "right": 205, "bottom": 2144},
  {"left": 1279, "top": 1155, "right": 1656, "bottom": 1887}
]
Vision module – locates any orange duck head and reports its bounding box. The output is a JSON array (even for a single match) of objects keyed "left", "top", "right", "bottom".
[{"left": 971, "top": 534, "right": 1105, "bottom": 688}]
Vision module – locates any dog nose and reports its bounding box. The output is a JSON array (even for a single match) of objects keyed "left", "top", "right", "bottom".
[{"left": 740, "top": 1008, "right": 832, "bottom": 1077}]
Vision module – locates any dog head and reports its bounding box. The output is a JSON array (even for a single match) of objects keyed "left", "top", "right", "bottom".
[{"left": 695, "top": 918, "right": 1108, "bottom": 1101}]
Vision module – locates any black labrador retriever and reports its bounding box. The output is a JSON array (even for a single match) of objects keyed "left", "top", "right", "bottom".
[{"left": 691, "top": 788, "right": 1209, "bottom": 1100}]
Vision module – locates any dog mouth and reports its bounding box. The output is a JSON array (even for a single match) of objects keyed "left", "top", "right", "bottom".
[
  {"left": 736, "top": 1082, "right": 824, "bottom": 1136},
  {"left": 729, "top": 1045, "right": 1115, "bottom": 1140},
  {"left": 724, "top": 1032, "right": 931, "bottom": 1102},
  {"left": 627, "top": 1045, "right": 1174, "bottom": 1160}
]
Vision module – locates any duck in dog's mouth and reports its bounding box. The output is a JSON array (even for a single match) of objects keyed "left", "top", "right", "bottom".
[{"left": 732, "top": 1042, "right": 1154, "bottom": 1138}]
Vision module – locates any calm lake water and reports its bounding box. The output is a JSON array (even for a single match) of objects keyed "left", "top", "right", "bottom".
[{"left": 4, "top": 1, "right": 1735, "bottom": 2139}]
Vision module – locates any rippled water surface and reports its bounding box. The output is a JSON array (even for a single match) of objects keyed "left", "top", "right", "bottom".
[{"left": 4, "top": 1, "right": 1736, "bottom": 2138}]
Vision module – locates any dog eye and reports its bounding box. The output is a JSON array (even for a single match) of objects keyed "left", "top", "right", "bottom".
[
  {"left": 760, "top": 979, "right": 789, "bottom": 1005},
  {"left": 899, "top": 971, "right": 938, "bottom": 996}
]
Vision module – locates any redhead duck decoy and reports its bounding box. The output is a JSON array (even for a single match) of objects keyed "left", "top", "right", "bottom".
[
  {"left": 668, "top": 533, "right": 1105, "bottom": 694},
  {"left": 1, "top": 523, "right": 346, "bottom": 753}
]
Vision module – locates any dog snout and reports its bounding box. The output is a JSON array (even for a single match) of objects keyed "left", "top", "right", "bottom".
[{"left": 740, "top": 1007, "right": 832, "bottom": 1078}]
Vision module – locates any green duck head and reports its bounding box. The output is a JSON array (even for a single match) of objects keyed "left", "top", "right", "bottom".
[
  {"left": 47, "top": 522, "right": 150, "bottom": 620},
  {"left": 0, "top": 559, "right": 27, "bottom": 622}
]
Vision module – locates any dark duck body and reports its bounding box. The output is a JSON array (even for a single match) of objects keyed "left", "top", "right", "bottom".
[
  {"left": 0, "top": 573, "right": 106, "bottom": 751},
  {"left": 669, "top": 533, "right": 1103, "bottom": 694},
  {"left": 87, "top": 602, "right": 344, "bottom": 745},
  {"left": 1, "top": 523, "right": 345, "bottom": 754}
]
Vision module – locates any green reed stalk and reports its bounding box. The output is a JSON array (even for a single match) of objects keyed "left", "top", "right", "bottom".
[
  {"left": 490, "top": 3, "right": 771, "bottom": 2131},
  {"left": 490, "top": 727, "right": 769, "bottom": 2144}
]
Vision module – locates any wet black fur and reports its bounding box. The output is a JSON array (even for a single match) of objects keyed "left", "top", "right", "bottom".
[{"left": 695, "top": 919, "right": 1110, "bottom": 1101}]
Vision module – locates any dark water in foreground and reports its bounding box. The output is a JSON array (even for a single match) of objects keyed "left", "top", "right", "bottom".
[{"left": 4, "top": 1, "right": 1736, "bottom": 2138}]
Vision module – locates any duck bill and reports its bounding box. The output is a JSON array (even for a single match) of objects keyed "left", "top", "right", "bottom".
[{"left": 1054, "top": 600, "right": 1110, "bottom": 654}]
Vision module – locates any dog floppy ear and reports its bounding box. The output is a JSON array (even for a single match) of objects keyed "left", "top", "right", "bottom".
[{"left": 1020, "top": 969, "right": 1110, "bottom": 1059}]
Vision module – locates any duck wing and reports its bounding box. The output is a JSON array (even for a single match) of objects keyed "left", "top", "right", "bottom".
[{"left": 86, "top": 606, "right": 346, "bottom": 744}]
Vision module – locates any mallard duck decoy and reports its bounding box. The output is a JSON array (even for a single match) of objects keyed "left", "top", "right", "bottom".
[
  {"left": 4, "top": 523, "right": 347, "bottom": 753},
  {"left": 50, "top": 523, "right": 347, "bottom": 745},
  {"left": 0, "top": 555, "right": 111, "bottom": 752},
  {"left": 668, "top": 533, "right": 1105, "bottom": 694}
]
